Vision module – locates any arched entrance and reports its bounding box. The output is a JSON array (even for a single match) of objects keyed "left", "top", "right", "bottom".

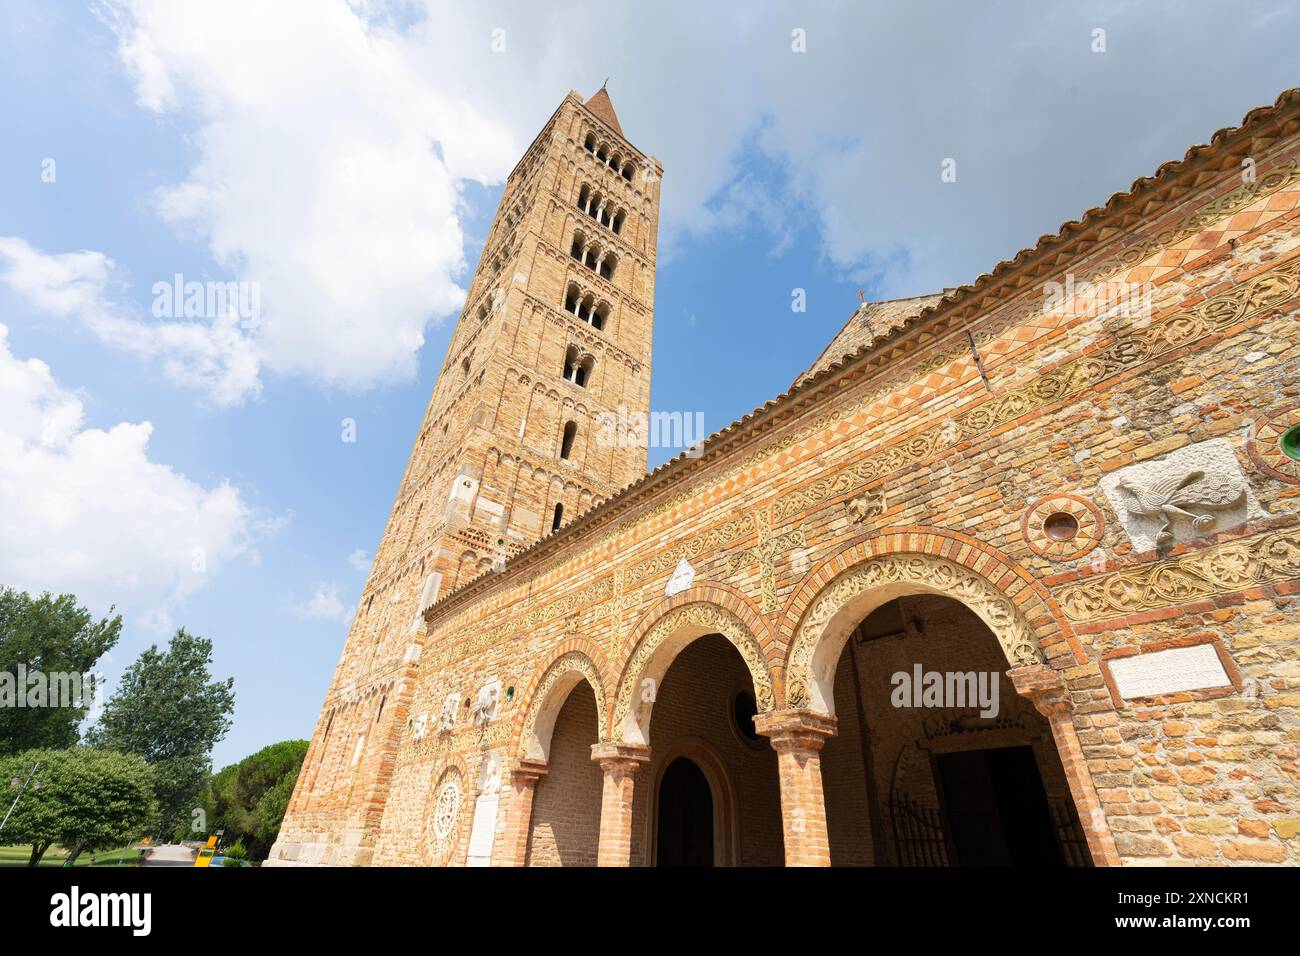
[
  {"left": 783, "top": 536, "right": 1119, "bottom": 867},
  {"left": 608, "top": 593, "right": 782, "bottom": 866},
  {"left": 817, "top": 595, "right": 1086, "bottom": 866},
  {"left": 655, "top": 757, "right": 714, "bottom": 866}
]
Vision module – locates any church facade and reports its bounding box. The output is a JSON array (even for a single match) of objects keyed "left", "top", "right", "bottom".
[{"left": 269, "top": 86, "right": 1300, "bottom": 867}]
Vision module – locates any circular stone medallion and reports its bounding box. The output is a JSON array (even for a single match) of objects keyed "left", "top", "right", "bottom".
[
  {"left": 427, "top": 772, "right": 463, "bottom": 864},
  {"left": 1022, "top": 493, "right": 1104, "bottom": 560},
  {"left": 1249, "top": 406, "right": 1300, "bottom": 484}
]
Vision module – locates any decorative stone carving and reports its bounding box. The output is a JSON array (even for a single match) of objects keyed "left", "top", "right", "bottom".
[
  {"left": 472, "top": 680, "right": 501, "bottom": 726},
  {"left": 438, "top": 693, "right": 460, "bottom": 733},
  {"left": 427, "top": 768, "right": 464, "bottom": 865},
  {"left": 786, "top": 553, "right": 1042, "bottom": 710},
  {"left": 844, "top": 488, "right": 886, "bottom": 524},
  {"left": 665, "top": 558, "right": 696, "bottom": 596},
  {"left": 1057, "top": 526, "right": 1300, "bottom": 622},
  {"left": 725, "top": 509, "right": 805, "bottom": 613},
  {"left": 1022, "top": 493, "right": 1104, "bottom": 561},
  {"left": 613, "top": 603, "right": 774, "bottom": 740},
  {"left": 1100, "top": 438, "right": 1260, "bottom": 551},
  {"left": 769, "top": 256, "right": 1300, "bottom": 530},
  {"left": 1248, "top": 405, "right": 1300, "bottom": 484}
]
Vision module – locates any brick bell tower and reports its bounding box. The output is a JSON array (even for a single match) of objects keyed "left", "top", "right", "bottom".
[{"left": 269, "top": 87, "right": 663, "bottom": 866}]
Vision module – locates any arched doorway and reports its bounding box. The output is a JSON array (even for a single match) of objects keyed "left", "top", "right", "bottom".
[
  {"left": 818, "top": 594, "right": 1091, "bottom": 866},
  {"left": 617, "top": 620, "right": 782, "bottom": 866},
  {"left": 655, "top": 757, "right": 714, "bottom": 866}
]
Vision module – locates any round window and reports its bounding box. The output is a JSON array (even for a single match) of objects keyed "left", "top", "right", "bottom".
[
  {"left": 1043, "top": 511, "right": 1080, "bottom": 541},
  {"left": 731, "top": 689, "right": 762, "bottom": 746},
  {"left": 1281, "top": 424, "right": 1300, "bottom": 462}
]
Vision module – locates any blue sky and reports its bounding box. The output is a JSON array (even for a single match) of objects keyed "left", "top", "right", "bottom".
[{"left": 1, "top": 1, "right": 1297, "bottom": 768}]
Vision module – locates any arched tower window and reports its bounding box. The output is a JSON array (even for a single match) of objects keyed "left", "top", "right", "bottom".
[
  {"left": 551, "top": 502, "right": 564, "bottom": 532},
  {"left": 562, "top": 346, "right": 594, "bottom": 387},
  {"left": 559, "top": 420, "right": 577, "bottom": 460}
]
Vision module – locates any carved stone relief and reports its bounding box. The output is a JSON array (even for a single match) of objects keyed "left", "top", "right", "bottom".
[
  {"left": 845, "top": 488, "right": 886, "bottom": 524},
  {"left": 1100, "top": 438, "right": 1261, "bottom": 551},
  {"left": 1056, "top": 526, "right": 1300, "bottom": 623},
  {"left": 472, "top": 679, "right": 501, "bottom": 726}
]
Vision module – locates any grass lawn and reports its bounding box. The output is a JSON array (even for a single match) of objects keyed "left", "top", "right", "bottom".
[{"left": 0, "top": 844, "right": 146, "bottom": 867}]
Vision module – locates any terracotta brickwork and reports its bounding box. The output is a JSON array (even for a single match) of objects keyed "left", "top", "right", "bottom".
[{"left": 273, "top": 88, "right": 1300, "bottom": 867}]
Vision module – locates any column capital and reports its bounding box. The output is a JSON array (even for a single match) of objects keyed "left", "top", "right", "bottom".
[
  {"left": 510, "top": 757, "right": 549, "bottom": 787},
  {"left": 753, "top": 708, "right": 838, "bottom": 752},
  {"left": 1008, "top": 663, "right": 1071, "bottom": 719},
  {"left": 590, "top": 741, "right": 651, "bottom": 773}
]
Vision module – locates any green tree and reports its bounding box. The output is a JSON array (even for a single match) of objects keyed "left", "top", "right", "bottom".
[
  {"left": 0, "top": 589, "right": 122, "bottom": 755},
  {"left": 86, "top": 629, "right": 234, "bottom": 836},
  {"left": 0, "top": 748, "right": 156, "bottom": 865},
  {"left": 200, "top": 739, "right": 307, "bottom": 858}
]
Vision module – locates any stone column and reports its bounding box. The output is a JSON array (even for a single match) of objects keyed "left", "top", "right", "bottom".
[
  {"left": 755, "top": 708, "right": 838, "bottom": 867},
  {"left": 1009, "top": 663, "right": 1122, "bottom": 867},
  {"left": 591, "top": 742, "right": 650, "bottom": 867},
  {"left": 496, "top": 758, "right": 547, "bottom": 868}
]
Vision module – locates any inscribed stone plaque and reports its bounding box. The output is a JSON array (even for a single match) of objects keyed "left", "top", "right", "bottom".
[
  {"left": 1108, "top": 644, "right": 1231, "bottom": 700},
  {"left": 465, "top": 793, "right": 499, "bottom": 867}
]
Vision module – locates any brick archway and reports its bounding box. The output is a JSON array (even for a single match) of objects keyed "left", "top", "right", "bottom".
[
  {"left": 612, "top": 583, "right": 775, "bottom": 746},
  {"left": 778, "top": 527, "right": 1119, "bottom": 866},
  {"left": 514, "top": 638, "right": 611, "bottom": 762},
  {"left": 782, "top": 527, "right": 1084, "bottom": 714}
]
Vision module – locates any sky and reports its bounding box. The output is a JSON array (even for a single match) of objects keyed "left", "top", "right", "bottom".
[{"left": 1, "top": 0, "right": 1297, "bottom": 769}]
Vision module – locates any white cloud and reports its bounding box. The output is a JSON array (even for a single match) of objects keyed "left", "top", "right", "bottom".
[
  {"left": 0, "top": 323, "right": 256, "bottom": 617},
  {"left": 348, "top": 548, "right": 369, "bottom": 572},
  {"left": 92, "top": 0, "right": 1300, "bottom": 390},
  {"left": 98, "top": 0, "right": 516, "bottom": 393},
  {"left": 0, "top": 236, "right": 260, "bottom": 405},
  {"left": 292, "top": 583, "right": 350, "bottom": 622}
]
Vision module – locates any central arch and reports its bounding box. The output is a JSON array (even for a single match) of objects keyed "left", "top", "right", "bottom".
[
  {"left": 612, "top": 589, "right": 775, "bottom": 746},
  {"left": 783, "top": 531, "right": 1080, "bottom": 715}
]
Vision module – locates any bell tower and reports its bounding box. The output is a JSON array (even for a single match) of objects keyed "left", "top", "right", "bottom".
[{"left": 270, "top": 88, "right": 662, "bottom": 866}]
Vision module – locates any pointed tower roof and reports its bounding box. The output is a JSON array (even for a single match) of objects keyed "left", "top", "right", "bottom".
[{"left": 584, "top": 83, "right": 623, "bottom": 137}]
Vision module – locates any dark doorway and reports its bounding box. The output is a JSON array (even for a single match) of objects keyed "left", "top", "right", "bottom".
[
  {"left": 933, "top": 746, "right": 1064, "bottom": 866},
  {"left": 656, "top": 757, "right": 714, "bottom": 866}
]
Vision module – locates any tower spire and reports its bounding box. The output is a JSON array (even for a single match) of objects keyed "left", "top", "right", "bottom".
[{"left": 585, "top": 83, "right": 623, "bottom": 136}]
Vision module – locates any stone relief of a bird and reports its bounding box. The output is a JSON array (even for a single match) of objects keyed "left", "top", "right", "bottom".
[{"left": 1116, "top": 469, "right": 1247, "bottom": 545}]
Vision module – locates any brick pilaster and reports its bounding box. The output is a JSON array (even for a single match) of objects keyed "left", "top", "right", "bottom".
[
  {"left": 755, "top": 708, "right": 837, "bottom": 867},
  {"left": 591, "top": 742, "right": 650, "bottom": 867},
  {"left": 1009, "top": 664, "right": 1122, "bottom": 867},
  {"left": 497, "top": 758, "right": 548, "bottom": 867}
]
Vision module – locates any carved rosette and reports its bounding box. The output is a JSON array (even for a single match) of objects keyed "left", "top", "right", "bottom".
[
  {"left": 517, "top": 652, "right": 606, "bottom": 757},
  {"left": 786, "top": 553, "right": 1042, "bottom": 708},
  {"left": 426, "top": 767, "right": 465, "bottom": 866},
  {"left": 612, "top": 603, "right": 774, "bottom": 738},
  {"left": 1249, "top": 405, "right": 1300, "bottom": 484},
  {"left": 1022, "top": 493, "right": 1104, "bottom": 560}
]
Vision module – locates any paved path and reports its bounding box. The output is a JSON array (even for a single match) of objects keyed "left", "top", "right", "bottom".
[{"left": 141, "top": 844, "right": 196, "bottom": 867}]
